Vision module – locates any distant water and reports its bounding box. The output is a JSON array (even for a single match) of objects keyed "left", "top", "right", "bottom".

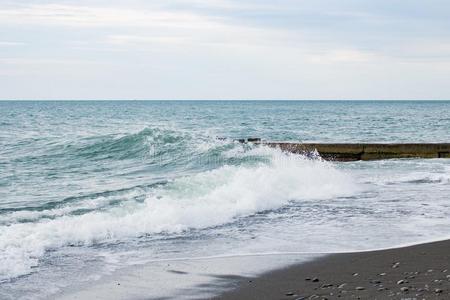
[{"left": 1, "top": 101, "right": 450, "bottom": 299}]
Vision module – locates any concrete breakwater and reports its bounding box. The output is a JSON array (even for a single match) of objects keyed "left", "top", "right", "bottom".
[{"left": 237, "top": 139, "right": 450, "bottom": 161}]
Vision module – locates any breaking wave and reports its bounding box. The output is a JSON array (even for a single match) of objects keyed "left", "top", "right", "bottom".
[{"left": 0, "top": 146, "right": 358, "bottom": 281}]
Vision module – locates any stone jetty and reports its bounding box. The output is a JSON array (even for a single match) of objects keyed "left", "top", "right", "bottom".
[{"left": 237, "top": 139, "right": 450, "bottom": 161}]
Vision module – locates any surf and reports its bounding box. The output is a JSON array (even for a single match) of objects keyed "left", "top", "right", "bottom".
[{"left": 0, "top": 146, "right": 358, "bottom": 281}]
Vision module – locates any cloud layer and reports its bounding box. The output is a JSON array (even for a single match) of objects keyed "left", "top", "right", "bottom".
[{"left": 0, "top": 0, "right": 449, "bottom": 99}]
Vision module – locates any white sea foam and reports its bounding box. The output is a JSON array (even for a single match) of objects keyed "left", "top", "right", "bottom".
[
  {"left": 0, "top": 189, "right": 145, "bottom": 225},
  {"left": 384, "top": 172, "right": 450, "bottom": 185},
  {"left": 0, "top": 147, "right": 359, "bottom": 281}
]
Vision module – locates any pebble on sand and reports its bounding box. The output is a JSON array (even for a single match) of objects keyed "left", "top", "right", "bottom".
[{"left": 285, "top": 291, "right": 295, "bottom": 296}]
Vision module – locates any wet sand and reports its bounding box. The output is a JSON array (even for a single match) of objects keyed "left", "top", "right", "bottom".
[{"left": 214, "top": 239, "right": 450, "bottom": 299}]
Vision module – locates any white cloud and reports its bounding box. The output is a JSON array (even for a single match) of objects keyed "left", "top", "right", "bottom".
[
  {"left": 308, "top": 49, "right": 379, "bottom": 64},
  {"left": 0, "top": 3, "right": 290, "bottom": 49},
  {"left": 0, "top": 41, "right": 26, "bottom": 46},
  {"left": 0, "top": 58, "right": 103, "bottom": 66},
  {"left": 0, "top": 3, "right": 219, "bottom": 29},
  {"left": 105, "top": 35, "right": 189, "bottom": 46}
]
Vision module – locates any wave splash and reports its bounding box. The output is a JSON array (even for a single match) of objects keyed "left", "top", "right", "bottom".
[{"left": 0, "top": 146, "right": 359, "bottom": 281}]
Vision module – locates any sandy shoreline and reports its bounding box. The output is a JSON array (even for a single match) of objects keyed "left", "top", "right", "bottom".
[
  {"left": 53, "top": 240, "right": 450, "bottom": 299},
  {"left": 214, "top": 239, "right": 450, "bottom": 299}
]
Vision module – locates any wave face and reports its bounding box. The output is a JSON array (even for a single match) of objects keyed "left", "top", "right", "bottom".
[{"left": 1, "top": 101, "right": 450, "bottom": 299}]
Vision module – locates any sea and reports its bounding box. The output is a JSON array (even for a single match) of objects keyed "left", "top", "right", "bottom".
[{"left": 1, "top": 100, "right": 450, "bottom": 299}]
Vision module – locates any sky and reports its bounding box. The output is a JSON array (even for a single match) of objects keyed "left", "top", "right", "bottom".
[{"left": 0, "top": 0, "right": 449, "bottom": 100}]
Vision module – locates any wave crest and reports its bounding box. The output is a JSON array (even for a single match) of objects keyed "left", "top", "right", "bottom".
[{"left": 75, "top": 128, "right": 189, "bottom": 161}]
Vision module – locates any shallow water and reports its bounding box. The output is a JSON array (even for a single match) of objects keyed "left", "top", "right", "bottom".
[{"left": 1, "top": 100, "right": 449, "bottom": 299}]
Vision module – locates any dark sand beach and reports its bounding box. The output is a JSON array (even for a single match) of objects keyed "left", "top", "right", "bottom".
[{"left": 215, "top": 240, "right": 450, "bottom": 300}]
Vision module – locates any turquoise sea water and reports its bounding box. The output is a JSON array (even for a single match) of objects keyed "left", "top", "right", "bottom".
[{"left": 1, "top": 101, "right": 450, "bottom": 298}]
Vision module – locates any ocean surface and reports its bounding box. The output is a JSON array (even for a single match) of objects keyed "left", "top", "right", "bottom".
[{"left": 1, "top": 100, "right": 450, "bottom": 299}]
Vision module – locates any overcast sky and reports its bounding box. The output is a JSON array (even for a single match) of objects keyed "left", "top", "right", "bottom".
[{"left": 0, "top": 0, "right": 449, "bottom": 100}]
